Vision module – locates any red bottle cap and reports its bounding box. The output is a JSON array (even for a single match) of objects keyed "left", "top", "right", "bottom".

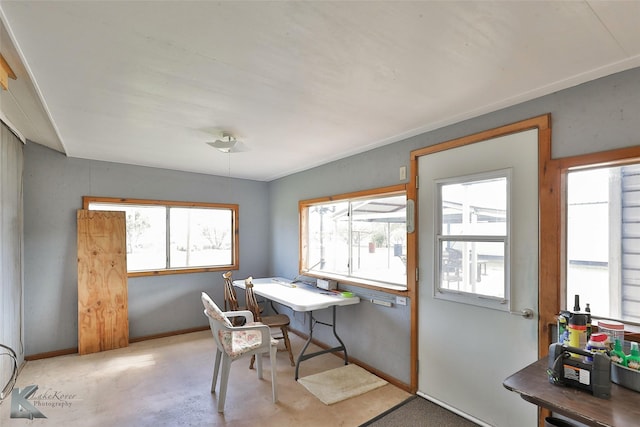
[{"left": 590, "top": 332, "right": 607, "bottom": 342}]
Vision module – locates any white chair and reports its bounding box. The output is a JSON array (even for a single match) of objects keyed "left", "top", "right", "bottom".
[{"left": 201, "top": 292, "right": 278, "bottom": 412}]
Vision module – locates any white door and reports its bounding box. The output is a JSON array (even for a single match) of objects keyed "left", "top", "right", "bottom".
[{"left": 417, "top": 129, "right": 538, "bottom": 427}]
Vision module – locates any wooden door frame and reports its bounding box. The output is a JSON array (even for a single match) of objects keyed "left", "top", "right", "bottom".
[
  {"left": 543, "top": 145, "right": 640, "bottom": 333},
  {"left": 407, "top": 114, "right": 552, "bottom": 395}
]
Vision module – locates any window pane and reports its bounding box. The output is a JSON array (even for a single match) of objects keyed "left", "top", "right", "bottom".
[
  {"left": 441, "top": 178, "right": 507, "bottom": 236},
  {"left": 89, "top": 203, "right": 166, "bottom": 271},
  {"left": 439, "top": 240, "right": 505, "bottom": 298},
  {"left": 566, "top": 164, "right": 640, "bottom": 323},
  {"left": 350, "top": 195, "right": 407, "bottom": 285},
  {"left": 307, "top": 202, "right": 349, "bottom": 274},
  {"left": 303, "top": 191, "right": 407, "bottom": 289},
  {"left": 169, "top": 207, "right": 233, "bottom": 268},
  {"left": 435, "top": 171, "right": 509, "bottom": 306},
  {"left": 87, "top": 198, "right": 238, "bottom": 274}
]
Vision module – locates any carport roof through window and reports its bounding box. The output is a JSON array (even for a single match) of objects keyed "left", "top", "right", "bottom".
[{"left": 300, "top": 186, "right": 407, "bottom": 290}]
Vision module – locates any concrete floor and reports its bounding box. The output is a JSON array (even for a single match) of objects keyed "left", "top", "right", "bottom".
[{"left": 1, "top": 330, "right": 410, "bottom": 426}]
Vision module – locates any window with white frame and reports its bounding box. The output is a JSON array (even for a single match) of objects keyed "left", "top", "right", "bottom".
[
  {"left": 84, "top": 197, "right": 238, "bottom": 275},
  {"left": 300, "top": 186, "right": 407, "bottom": 290},
  {"left": 435, "top": 170, "right": 510, "bottom": 308}
]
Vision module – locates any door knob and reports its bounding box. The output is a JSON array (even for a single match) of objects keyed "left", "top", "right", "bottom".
[{"left": 510, "top": 308, "right": 534, "bottom": 319}]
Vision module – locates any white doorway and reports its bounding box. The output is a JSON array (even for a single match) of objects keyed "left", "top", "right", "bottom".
[{"left": 417, "top": 128, "right": 539, "bottom": 426}]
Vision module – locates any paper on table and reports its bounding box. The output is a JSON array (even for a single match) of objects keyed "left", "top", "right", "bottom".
[{"left": 271, "top": 278, "right": 296, "bottom": 287}]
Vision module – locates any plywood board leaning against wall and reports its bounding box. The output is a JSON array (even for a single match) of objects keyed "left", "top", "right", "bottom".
[{"left": 77, "top": 210, "right": 129, "bottom": 355}]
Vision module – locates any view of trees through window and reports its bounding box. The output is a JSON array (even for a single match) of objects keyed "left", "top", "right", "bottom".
[{"left": 86, "top": 198, "right": 237, "bottom": 274}]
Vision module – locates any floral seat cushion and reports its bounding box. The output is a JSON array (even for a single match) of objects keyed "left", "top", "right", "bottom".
[{"left": 219, "top": 329, "right": 264, "bottom": 357}]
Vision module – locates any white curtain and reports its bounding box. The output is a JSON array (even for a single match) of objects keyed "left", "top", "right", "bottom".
[{"left": 0, "top": 121, "right": 23, "bottom": 400}]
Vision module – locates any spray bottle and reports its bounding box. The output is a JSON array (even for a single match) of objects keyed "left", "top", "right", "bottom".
[
  {"left": 627, "top": 342, "right": 640, "bottom": 371},
  {"left": 611, "top": 338, "right": 627, "bottom": 367}
]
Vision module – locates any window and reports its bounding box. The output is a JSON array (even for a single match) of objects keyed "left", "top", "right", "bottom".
[
  {"left": 566, "top": 163, "right": 640, "bottom": 323},
  {"left": 299, "top": 185, "right": 407, "bottom": 290},
  {"left": 83, "top": 197, "right": 238, "bottom": 276},
  {"left": 434, "top": 170, "right": 510, "bottom": 309}
]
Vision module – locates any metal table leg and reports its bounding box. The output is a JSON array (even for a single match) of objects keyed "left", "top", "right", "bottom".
[{"left": 294, "top": 306, "right": 348, "bottom": 380}]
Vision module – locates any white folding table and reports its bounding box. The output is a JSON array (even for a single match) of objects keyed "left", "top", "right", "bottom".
[{"left": 233, "top": 277, "right": 360, "bottom": 379}]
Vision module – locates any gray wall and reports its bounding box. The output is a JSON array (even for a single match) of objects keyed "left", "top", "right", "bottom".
[
  {"left": 22, "top": 66, "right": 640, "bottom": 387},
  {"left": 268, "top": 66, "right": 640, "bottom": 385},
  {"left": 23, "top": 143, "right": 269, "bottom": 355}
]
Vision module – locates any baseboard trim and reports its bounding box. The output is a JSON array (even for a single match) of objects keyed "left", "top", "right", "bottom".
[
  {"left": 25, "top": 347, "right": 78, "bottom": 361},
  {"left": 288, "top": 327, "right": 411, "bottom": 393},
  {"left": 128, "top": 326, "right": 209, "bottom": 343},
  {"left": 25, "top": 326, "right": 210, "bottom": 361}
]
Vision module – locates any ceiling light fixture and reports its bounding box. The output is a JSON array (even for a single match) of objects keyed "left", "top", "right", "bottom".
[{"left": 207, "top": 133, "right": 237, "bottom": 153}]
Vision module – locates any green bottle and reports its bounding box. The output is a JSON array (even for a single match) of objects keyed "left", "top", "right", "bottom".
[
  {"left": 627, "top": 342, "right": 640, "bottom": 371},
  {"left": 611, "top": 338, "right": 627, "bottom": 367}
]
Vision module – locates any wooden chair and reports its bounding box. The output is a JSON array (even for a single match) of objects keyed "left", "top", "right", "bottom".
[
  {"left": 222, "top": 271, "right": 241, "bottom": 312},
  {"left": 244, "top": 277, "right": 295, "bottom": 368},
  {"left": 222, "top": 271, "right": 245, "bottom": 326},
  {"left": 201, "top": 292, "right": 277, "bottom": 412}
]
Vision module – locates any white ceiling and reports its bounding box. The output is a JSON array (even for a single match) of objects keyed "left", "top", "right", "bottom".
[{"left": 1, "top": 1, "right": 640, "bottom": 181}]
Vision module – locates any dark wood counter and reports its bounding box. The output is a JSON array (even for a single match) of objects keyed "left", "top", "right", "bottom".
[{"left": 503, "top": 358, "right": 640, "bottom": 427}]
